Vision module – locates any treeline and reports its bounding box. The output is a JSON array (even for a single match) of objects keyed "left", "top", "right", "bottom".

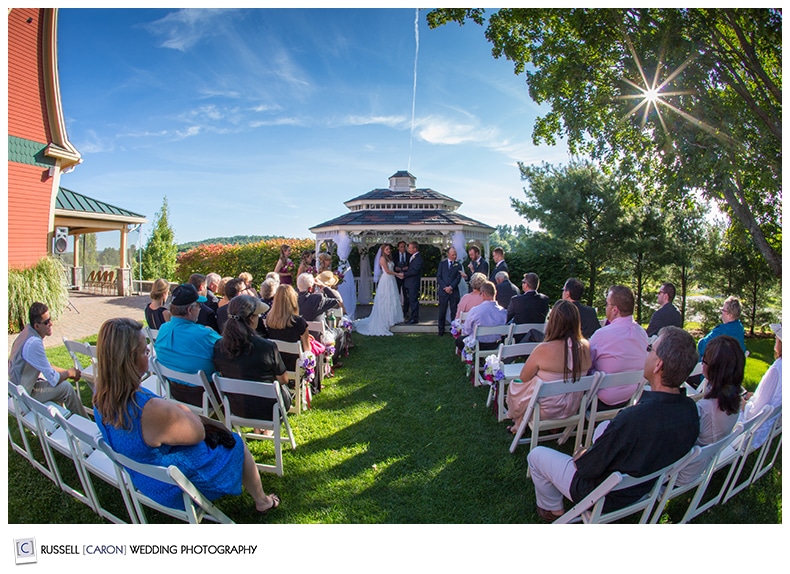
[{"left": 177, "top": 235, "right": 284, "bottom": 253}]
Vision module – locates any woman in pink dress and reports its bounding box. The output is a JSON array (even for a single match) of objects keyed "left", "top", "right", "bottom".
[
  {"left": 274, "top": 244, "right": 295, "bottom": 285},
  {"left": 506, "top": 299, "right": 592, "bottom": 433}
]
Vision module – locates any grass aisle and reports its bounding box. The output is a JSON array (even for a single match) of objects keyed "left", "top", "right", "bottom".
[{"left": 8, "top": 333, "right": 781, "bottom": 524}]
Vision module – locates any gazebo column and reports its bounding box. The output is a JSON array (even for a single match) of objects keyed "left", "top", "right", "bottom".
[{"left": 71, "top": 233, "right": 82, "bottom": 290}]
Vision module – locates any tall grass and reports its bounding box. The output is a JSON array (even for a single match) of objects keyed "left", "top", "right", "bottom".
[{"left": 8, "top": 256, "right": 69, "bottom": 333}]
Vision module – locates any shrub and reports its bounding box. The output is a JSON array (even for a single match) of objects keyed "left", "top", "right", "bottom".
[
  {"left": 687, "top": 297, "right": 722, "bottom": 334},
  {"left": 175, "top": 238, "right": 315, "bottom": 283},
  {"left": 8, "top": 257, "right": 69, "bottom": 334}
]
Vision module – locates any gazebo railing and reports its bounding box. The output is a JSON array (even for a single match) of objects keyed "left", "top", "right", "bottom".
[{"left": 354, "top": 277, "right": 438, "bottom": 305}]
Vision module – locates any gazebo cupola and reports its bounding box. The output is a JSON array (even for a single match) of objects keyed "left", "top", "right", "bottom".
[{"left": 343, "top": 171, "right": 462, "bottom": 213}]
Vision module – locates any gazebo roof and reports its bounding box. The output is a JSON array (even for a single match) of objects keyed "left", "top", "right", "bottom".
[
  {"left": 311, "top": 209, "right": 494, "bottom": 230},
  {"left": 344, "top": 187, "right": 460, "bottom": 206}
]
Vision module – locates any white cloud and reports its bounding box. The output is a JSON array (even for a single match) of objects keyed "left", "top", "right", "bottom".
[
  {"left": 74, "top": 129, "right": 115, "bottom": 154},
  {"left": 174, "top": 126, "right": 201, "bottom": 139},
  {"left": 145, "top": 9, "right": 235, "bottom": 52},
  {"left": 336, "top": 114, "right": 408, "bottom": 128},
  {"left": 249, "top": 104, "right": 282, "bottom": 113},
  {"left": 249, "top": 117, "right": 307, "bottom": 128},
  {"left": 198, "top": 88, "right": 242, "bottom": 99},
  {"left": 415, "top": 115, "right": 498, "bottom": 146}
]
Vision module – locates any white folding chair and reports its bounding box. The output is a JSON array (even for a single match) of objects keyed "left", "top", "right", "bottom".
[
  {"left": 8, "top": 381, "right": 59, "bottom": 484},
  {"left": 555, "top": 447, "right": 699, "bottom": 524},
  {"left": 270, "top": 339, "right": 308, "bottom": 415},
  {"left": 96, "top": 437, "right": 234, "bottom": 524},
  {"left": 24, "top": 395, "right": 97, "bottom": 512},
  {"left": 51, "top": 409, "right": 136, "bottom": 523},
  {"left": 306, "top": 319, "right": 328, "bottom": 385},
  {"left": 62, "top": 337, "right": 97, "bottom": 414},
  {"left": 486, "top": 342, "right": 540, "bottom": 422},
  {"left": 150, "top": 357, "right": 224, "bottom": 423},
  {"left": 212, "top": 374, "right": 296, "bottom": 476},
  {"left": 676, "top": 405, "right": 773, "bottom": 521},
  {"left": 650, "top": 424, "right": 749, "bottom": 524},
  {"left": 509, "top": 373, "right": 602, "bottom": 462},
  {"left": 722, "top": 404, "right": 780, "bottom": 503},
  {"left": 584, "top": 370, "right": 647, "bottom": 448},
  {"left": 470, "top": 324, "right": 513, "bottom": 386},
  {"left": 747, "top": 405, "right": 782, "bottom": 486},
  {"left": 508, "top": 322, "right": 546, "bottom": 345},
  {"left": 139, "top": 328, "right": 163, "bottom": 396}
]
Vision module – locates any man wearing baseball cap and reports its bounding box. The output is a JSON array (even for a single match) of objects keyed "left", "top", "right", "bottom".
[{"left": 154, "top": 283, "right": 221, "bottom": 377}]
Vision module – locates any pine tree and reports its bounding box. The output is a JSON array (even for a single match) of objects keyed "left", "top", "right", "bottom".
[{"left": 141, "top": 197, "right": 178, "bottom": 280}]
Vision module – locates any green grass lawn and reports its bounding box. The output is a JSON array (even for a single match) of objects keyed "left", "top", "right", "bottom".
[{"left": 8, "top": 333, "right": 781, "bottom": 524}]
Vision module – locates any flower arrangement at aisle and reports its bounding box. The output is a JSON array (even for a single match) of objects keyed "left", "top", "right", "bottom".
[
  {"left": 461, "top": 336, "right": 476, "bottom": 364},
  {"left": 450, "top": 319, "right": 463, "bottom": 338},
  {"left": 322, "top": 330, "right": 336, "bottom": 360},
  {"left": 298, "top": 352, "right": 316, "bottom": 385},
  {"left": 483, "top": 354, "right": 505, "bottom": 385},
  {"left": 341, "top": 316, "right": 353, "bottom": 333}
]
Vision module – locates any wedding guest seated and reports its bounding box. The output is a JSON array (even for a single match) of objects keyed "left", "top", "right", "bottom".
[
  {"left": 216, "top": 278, "right": 244, "bottom": 335},
  {"left": 495, "top": 271, "right": 520, "bottom": 311},
  {"left": 238, "top": 272, "right": 259, "bottom": 297},
  {"left": 297, "top": 273, "right": 345, "bottom": 366},
  {"left": 189, "top": 273, "right": 219, "bottom": 333},
  {"left": 154, "top": 283, "right": 221, "bottom": 377},
  {"left": 588, "top": 285, "right": 648, "bottom": 409},
  {"left": 93, "top": 317, "right": 279, "bottom": 514},
  {"left": 505, "top": 300, "right": 592, "bottom": 434},
  {"left": 527, "top": 326, "right": 699, "bottom": 521},
  {"left": 740, "top": 322, "right": 781, "bottom": 448},
  {"left": 455, "top": 281, "right": 507, "bottom": 352},
  {"left": 259, "top": 278, "right": 279, "bottom": 323},
  {"left": 456, "top": 272, "right": 487, "bottom": 318},
  {"left": 212, "top": 295, "right": 291, "bottom": 414},
  {"left": 507, "top": 272, "right": 550, "bottom": 331},
  {"left": 646, "top": 282, "right": 682, "bottom": 337},
  {"left": 145, "top": 278, "right": 171, "bottom": 330},
  {"left": 697, "top": 336, "right": 743, "bottom": 445},
  {"left": 316, "top": 270, "right": 346, "bottom": 316},
  {"left": 217, "top": 277, "right": 234, "bottom": 307},
  {"left": 265, "top": 285, "right": 311, "bottom": 372},
  {"left": 560, "top": 278, "right": 600, "bottom": 339},
  {"left": 697, "top": 296, "right": 746, "bottom": 358},
  {"left": 205, "top": 273, "right": 221, "bottom": 312}
]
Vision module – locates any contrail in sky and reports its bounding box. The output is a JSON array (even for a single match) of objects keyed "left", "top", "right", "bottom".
[{"left": 407, "top": 8, "right": 419, "bottom": 172}]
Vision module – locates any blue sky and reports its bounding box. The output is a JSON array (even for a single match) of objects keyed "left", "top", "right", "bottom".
[{"left": 55, "top": 8, "right": 571, "bottom": 250}]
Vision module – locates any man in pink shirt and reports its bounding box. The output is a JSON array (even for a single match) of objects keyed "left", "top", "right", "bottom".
[{"left": 589, "top": 285, "right": 648, "bottom": 407}]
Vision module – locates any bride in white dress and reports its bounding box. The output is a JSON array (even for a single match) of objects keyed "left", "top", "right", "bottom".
[{"left": 354, "top": 244, "right": 404, "bottom": 336}]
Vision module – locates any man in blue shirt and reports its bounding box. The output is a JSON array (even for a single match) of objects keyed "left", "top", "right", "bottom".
[{"left": 154, "top": 283, "right": 221, "bottom": 377}]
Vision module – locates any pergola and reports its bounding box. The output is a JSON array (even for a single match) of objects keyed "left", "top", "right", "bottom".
[
  {"left": 54, "top": 187, "right": 147, "bottom": 295},
  {"left": 309, "top": 171, "right": 495, "bottom": 308}
]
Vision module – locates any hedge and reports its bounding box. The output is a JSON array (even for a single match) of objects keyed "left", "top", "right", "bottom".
[{"left": 8, "top": 257, "right": 69, "bottom": 334}]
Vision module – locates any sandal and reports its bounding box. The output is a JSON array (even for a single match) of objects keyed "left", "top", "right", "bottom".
[
  {"left": 258, "top": 494, "right": 280, "bottom": 515},
  {"left": 506, "top": 425, "right": 517, "bottom": 434}
]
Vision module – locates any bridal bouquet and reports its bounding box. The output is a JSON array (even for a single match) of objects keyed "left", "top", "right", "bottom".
[
  {"left": 461, "top": 336, "right": 476, "bottom": 364},
  {"left": 450, "top": 319, "right": 463, "bottom": 338},
  {"left": 298, "top": 352, "right": 317, "bottom": 384},
  {"left": 483, "top": 355, "right": 505, "bottom": 385}
]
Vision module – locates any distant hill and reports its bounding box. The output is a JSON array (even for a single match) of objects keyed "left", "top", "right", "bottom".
[{"left": 177, "top": 235, "right": 283, "bottom": 253}]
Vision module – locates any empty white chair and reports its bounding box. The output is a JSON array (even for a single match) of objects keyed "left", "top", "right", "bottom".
[
  {"left": 508, "top": 322, "right": 546, "bottom": 345},
  {"left": 212, "top": 374, "right": 296, "bottom": 476},
  {"left": 722, "top": 404, "right": 780, "bottom": 503},
  {"left": 62, "top": 337, "right": 97, "bottom": 415},
  {"left": 8, "top": 381, "right": 59, "bottom": 484}
]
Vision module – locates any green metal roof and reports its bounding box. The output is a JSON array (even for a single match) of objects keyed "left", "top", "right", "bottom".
[
  {"left": 56, "top": 187, "right": 146, "bottom": 219},
  {"left": 7, "top": 135, "right": 56, "bottom": 167}
]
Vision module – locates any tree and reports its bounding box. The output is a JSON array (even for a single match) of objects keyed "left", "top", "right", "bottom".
[
  {"left": 141, "top": 197, "right": 178, "bottom": 281},
  {"left": 511, "top": 161, "right": 627, "bottom": 306},
  {"left": 427, "top": 8, "right": 782, "bottom": 276}
]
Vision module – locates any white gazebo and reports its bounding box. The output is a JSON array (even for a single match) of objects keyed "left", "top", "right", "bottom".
[{"left": 309, "top": 171, "right": 495, "bottom": 310}]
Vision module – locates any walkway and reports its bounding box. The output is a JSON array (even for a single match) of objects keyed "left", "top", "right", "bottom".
[{"left": 8, "top": 293, "right": 443, "bottom": 350}]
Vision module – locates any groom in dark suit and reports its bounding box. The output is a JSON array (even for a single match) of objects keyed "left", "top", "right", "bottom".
[
  {"left": 436, "top": 246, "right": 462, "bottom": 336},
  {"left": 402, "top": 241, "right": 423, "bottom": 324},
  {"left": 393, "top": 241, "right": 409, "bottom": 317}
]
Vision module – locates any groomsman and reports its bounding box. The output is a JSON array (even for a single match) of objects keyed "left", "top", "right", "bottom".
[
  {"left": 436, "top": 247, "right": 462, "bottom": 336},
  {"left": 394, "top": 241, "right": 409, "bottom": 317},
  {"left": 489, "top": 247, "right": 509, "bottom": 282},
  {"left": 463, "top": 245, "right": 488, "bottom": 285}
]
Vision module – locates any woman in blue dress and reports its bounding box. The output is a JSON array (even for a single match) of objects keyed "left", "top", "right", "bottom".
[{"left": 92, "top": 317, "right": 279, "bottom": 514}]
